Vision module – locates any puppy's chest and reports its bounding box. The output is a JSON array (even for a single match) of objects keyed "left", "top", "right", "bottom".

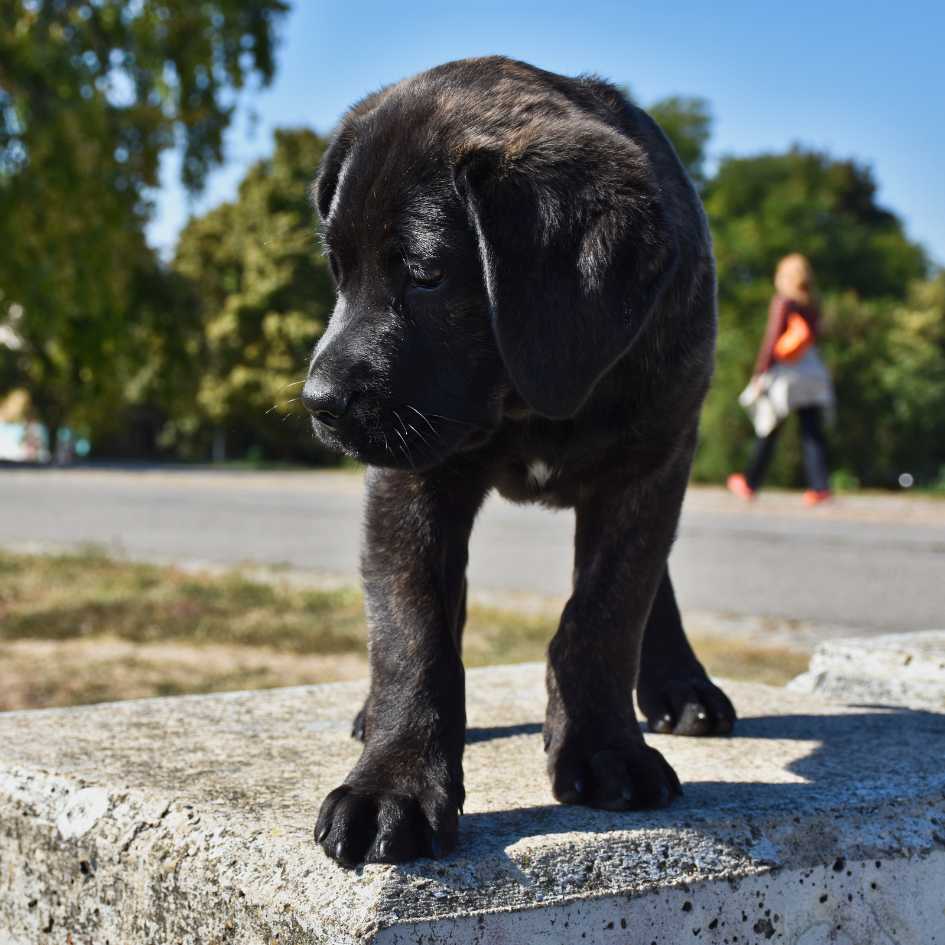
[
  {"left": 525, "top": 459, "right": 555, "bottom": 489},
  {"left": 490, "top": 418, "right": 646, "bottom": 507},
  {"left": 494, "top": 455, "right": 566, "bottom": 505},
  {"left": 494, "top": 434, "right": 585, "bottom": 505},
  {"left": 493, "top": 415, "right": 621, "bottom": 504}
]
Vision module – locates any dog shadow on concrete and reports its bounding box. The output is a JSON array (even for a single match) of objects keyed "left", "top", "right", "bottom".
[{"left": 458, "top": 705, "right": 945, "bottom": 855}]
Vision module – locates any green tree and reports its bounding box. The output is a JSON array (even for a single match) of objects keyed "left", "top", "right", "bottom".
[
  {"left": 821, "top": 273, "right": 945, "bottom": 486},
  {"left": 707, "top": 149, "right": 926, "bottom": 302},
  {"left": 172, "top": 128, "right": 336, "bottom": 462},
  {"left": 648, "top": 95, "right": 712, "bottom": 190},
  {"left": 694, "top": 148, "right": 929, "bottom": 486},
  {"left": 0, "top": 0, "right": 287, "bottom": 454}
]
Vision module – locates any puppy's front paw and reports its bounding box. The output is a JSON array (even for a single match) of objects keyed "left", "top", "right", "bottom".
[
  {"left": 315, "top": 778, "right": 460, "bottom": 868},
  {"left": 545, "top": 731, "right": 681, "bottom": 811},
  {"left": 637, "top": 674, "right": 736, "bottom": 737}
]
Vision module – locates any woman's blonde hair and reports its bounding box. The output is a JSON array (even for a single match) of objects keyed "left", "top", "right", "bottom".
[{"left": 774, "top": 253, "right": 815, "bottom": 306}]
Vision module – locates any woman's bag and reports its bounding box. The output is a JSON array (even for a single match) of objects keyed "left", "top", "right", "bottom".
[
  {"left": 739, "top": 348, "right": 835, "bottom": 438},
  {"left": 739, "top": 373, "right": 779, "bottom": 437},
  {"left": 773, "top": 312, "right": 814, "bottom": 363}
]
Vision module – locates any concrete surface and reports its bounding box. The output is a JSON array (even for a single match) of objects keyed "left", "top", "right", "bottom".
[
  {"left": 790, "top": 629, "right": 945, "bottom": 710},
  {"left": 2, "top": 467, "right": 945, "bottom": 633},
  {"left": 2, "top": 664, "right": 945, "bottom": 944}
]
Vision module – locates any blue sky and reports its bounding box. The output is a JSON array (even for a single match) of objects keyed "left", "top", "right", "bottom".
[{"left": 149, "top": 0, "right": 945, "bottom": 266}]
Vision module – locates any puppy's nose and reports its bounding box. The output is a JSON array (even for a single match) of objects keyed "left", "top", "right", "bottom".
[{"left": 301, "top": 378, "right": 354, "bottom": 430}]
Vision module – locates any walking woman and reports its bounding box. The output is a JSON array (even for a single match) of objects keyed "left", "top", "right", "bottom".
[{"left": 728, "top": 254, "right": 834, "bottom": 505}]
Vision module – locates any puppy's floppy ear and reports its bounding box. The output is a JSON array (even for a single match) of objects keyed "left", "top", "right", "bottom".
[
  {"left": 313, "top": 86, "right": 391, "bottom": 222},
  {"left": 313, "top": 126, "right": 357, "bottom": 222},
  {"left": 453, "top": 128, "right": 678, "bottom": 419}
]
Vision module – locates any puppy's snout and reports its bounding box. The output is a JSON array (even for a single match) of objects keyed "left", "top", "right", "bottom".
[{"left": 302, "top": 377, "right": 356, "bottom": 430}]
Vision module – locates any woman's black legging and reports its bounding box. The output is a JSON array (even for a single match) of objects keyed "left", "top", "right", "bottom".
[{"left": 745, "top": 406, "right": 830, "bottom": 492}]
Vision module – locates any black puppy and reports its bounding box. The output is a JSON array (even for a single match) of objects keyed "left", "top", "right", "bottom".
[{"left": 303, "top": 56, "right": 735, "bottom": 868}]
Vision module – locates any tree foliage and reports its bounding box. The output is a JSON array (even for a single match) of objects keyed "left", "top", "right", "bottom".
[
  {"left": 170, "top": 128, "right": 336, "bottom": 461},
  {"left": 821, "top": 275, "right": 945, "bottom": 485},
  {"left": 2, "top": 25, "right": 941, "bottom": 486},
  {"left": 693, "top": 149, "right": 931, "bottom": 487},
  {"left": 706, "top": 150, "right": 926, "bottom": 304},
  {"left": 648, "top": 95, "right": 712, "bottom": 190},
  {"left": 0, "top": 0, "right": 287, "bottom": 450}
]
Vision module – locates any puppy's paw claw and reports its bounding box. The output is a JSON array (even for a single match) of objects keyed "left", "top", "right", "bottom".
[
  {"left": 640, "top": 676, "right": 736, "bottom": 737},
  {"left": 547, "top": 737, "right": 681, "bottom": 811},
  {"left": 314, "top": 782, "right": 459, "bottom": 868}
]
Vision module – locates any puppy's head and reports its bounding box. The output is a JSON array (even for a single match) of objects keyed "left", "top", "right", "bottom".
[{"left": 303, "top": 58, "right": 677, "bottom": 469}]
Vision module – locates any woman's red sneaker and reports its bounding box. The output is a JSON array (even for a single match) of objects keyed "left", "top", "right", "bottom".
[
  {"left": 803, "top": 489, "right": 832, "bottom": 506},
  {"left": 726, "top": 473, "right": 755, "bottom": 501}
]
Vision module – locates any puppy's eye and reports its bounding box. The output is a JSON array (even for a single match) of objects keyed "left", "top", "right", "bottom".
[{"left": 408, "top": 264, "right": 444, "bottom": 289}]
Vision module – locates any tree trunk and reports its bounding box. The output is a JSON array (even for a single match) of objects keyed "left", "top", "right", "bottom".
[
  {"left": 44, "top": 419, "right": 60, "bottom": 464},
  {"left": 212, "top": 427, "right": 226, "bottom": 463},
  {"left": 33, "top": 403, "right": 63, "bottom": 465}
]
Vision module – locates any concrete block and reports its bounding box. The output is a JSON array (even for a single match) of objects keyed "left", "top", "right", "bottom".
[
  {"left": 789, "top": 629, "right": 945, "bottom": 711},
  {"left": 1, "top": 664, "right": 944, "bottom": 944}
]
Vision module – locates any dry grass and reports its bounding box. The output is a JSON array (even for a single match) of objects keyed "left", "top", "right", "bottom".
[
  {"left": 0, "top": 638, "right": 369, "bottom": 711},
  {"left": 684, "top": 634, "right": 808, "bottom": 687},
  {"left": 0, "top": 549, "right": 808, "bottom": 711}
]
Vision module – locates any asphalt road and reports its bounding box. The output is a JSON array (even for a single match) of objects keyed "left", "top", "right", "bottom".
[{"left": 2, "top": 468, "right": 943, "bottom": 634}]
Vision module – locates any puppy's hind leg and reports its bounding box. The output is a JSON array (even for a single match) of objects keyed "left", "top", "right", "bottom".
[{"left": 636, "top": 568, "right": 736, "bottom": 736}]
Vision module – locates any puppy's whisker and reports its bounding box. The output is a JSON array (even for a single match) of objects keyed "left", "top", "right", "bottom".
[
  {"left": 405, "top": 404, "right": 439, "bottom": 438},
  {"left": 426, "top": 412, "right": 484, "bottom": 431},
  {"left": 393, "top": 409, "right": 409, "bottom": 435},
  {"left": 393, "top": 411, "right": 424, "bottom": 469},
  {"left": 281, "top": 409, "right": 305, "bottom": 425},
  {"left": 406, "top": 421, "right": 436, "bottom": 452},
  {"left": 392, "top": 426, "right": 414, "bottom": 469},
  {"left": 265, "top": 397, "right": 300, "bottom": 417}
]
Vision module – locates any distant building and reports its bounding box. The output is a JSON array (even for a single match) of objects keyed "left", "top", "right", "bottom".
[{"left": 0, "top": 391, "right": 87, "bottom": 463}]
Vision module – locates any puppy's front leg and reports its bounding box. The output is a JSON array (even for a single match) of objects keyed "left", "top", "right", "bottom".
[
  {"left": 316, "top": 466, "right": 486, "bottom": 867},
  {"left": 545, "top": 460, "right": 689, "bottom": 810}
]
